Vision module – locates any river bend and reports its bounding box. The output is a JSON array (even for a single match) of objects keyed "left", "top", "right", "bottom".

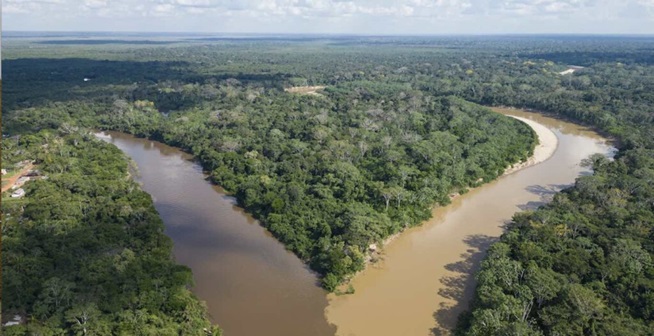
[{"left": 98, "top": 108, "right": 615, "bottom": 336}]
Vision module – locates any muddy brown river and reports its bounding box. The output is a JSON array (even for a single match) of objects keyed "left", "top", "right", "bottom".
[
  {"left": 97, "top": 132, "right": 336, "bottom": 336},
  {"left": 98, "top": 108, "right": 614, "bottom": 336},
  {"left": 325, "top": 108, "right": 615, "bottom": 335}
]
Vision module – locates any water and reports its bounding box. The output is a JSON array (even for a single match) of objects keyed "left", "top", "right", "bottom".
[
  {"left": 98, "top": 132, "right": 336, "bottom": 336},
  {"left": 324, "top": 108, "right": 615, "bottom": 336},
  {"left": 98, "top": 108, "right": 615, "bottom": 336}
]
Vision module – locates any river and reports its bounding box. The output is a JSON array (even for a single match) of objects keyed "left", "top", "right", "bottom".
[
  {"left": 98, "top": 108, "right": 614, "bottom": 336},
  {"left": 324, "top": 108, "right": 615, "bottom": 335},
  {"left": 97, "top": 132, "right": 336, "bottom": 336}
]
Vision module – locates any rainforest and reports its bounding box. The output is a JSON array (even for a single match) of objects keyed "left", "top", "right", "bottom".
[{"left": 2, "top": 34, "right": 653, "bottom": 335}]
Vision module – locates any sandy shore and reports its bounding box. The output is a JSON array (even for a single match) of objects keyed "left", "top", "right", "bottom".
[
  {"left": 325, "top": 111, "right": 604, "bottom": 336},
  {"left": 502, "top": 115, "right": 559, "bottom": 176},
  {"left": 357, "top": 115, "right": 558, "bottom": 270}
]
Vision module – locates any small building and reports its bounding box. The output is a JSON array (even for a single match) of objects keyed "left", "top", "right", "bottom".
[
  {"left": 3, "top": 315, "right": 23, "bottom": 327},
  {"left": 25, "top": 169, "right": 41, "bottom": 177},
  {"left": 11, "top": 188, "right": 26, "bottom": 198},
  {"left": 17, "top": 160, "right": 31, "bottom": 167},
  {"left": 14, "top": 176, "right": 30, "bottom": 188}
]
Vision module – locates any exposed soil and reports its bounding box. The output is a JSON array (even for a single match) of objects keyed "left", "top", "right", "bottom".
[
  {"left": 1, "top": 163, "right": 34, "bottom": 193},
  {"left": 284, "top": 86, "right": 326, "bottom": 96}
]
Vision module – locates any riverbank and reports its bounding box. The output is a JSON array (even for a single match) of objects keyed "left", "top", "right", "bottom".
[
  {"left": 361, "top": 114, "right": 559, "bottom": 268},
  {"left": 502, "top": 115, "right": 559, "bottom": 176},
  {"left": 325, "top": 108, "right": 613, "bottom": 336},
  {"left": 98, "top": 131, "right": 336, "bottom": 336}
]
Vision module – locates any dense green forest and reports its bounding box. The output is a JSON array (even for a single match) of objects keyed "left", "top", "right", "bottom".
[
  {"left": 1, "top": 130, "right": 221, "bottom": 335},
  {"left": 2, "top": 37, "right": 539, "bottom": 292},
  {"left": 457, "top": 151, "right": 654, "bottom": 335},
  {"left": 2, "top": 35, "right": 654, "bottom": 334},
  {"left": 444, "top": 41, "right": 653, "bottom": 334}
]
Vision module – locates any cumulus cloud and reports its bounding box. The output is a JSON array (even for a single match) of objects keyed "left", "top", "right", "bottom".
[
  {"left": 174, "top": 0, "right": 212, "bottom": 6},
  {"left": 2, "top": 0, "right": 653, "bottom": 33},
  {"left": 84, "top": 0, "right": 108, "bottom": 8}
]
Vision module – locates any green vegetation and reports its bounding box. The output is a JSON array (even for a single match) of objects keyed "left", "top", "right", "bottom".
[
  {"left": 1, "top": 130, "right": 220, "bottom": 335},
  {"left": 451, "top": 52, "right": 654, "bottom": 334},
  {"left": 457, "top": 151, "right": 654, "bottom": 335},
  {"left": 2, "top": 35, "right": 654, "bottom": 334},
  {"left": 2, "top": 37, "right": 539, "bottom": 292},
  {"left": 158, "top": 94, "right": 534, "bottom": 290}
]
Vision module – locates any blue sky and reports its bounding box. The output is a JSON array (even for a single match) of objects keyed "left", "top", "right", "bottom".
[{"left": 3, "top": 0, "right": 654, "bottom": 34}]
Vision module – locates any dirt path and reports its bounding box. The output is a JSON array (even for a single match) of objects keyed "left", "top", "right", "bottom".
[
  {"left": 284, "top": 86, "right": 326, "bottom": 95},
  {"left": 2, "top": 163, "right": 34, "bottom": 193}
]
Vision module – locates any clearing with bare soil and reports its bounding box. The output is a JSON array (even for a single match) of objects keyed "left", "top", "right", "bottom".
[
  {"left": 284, "top": 86, "right": 326, "bottom": 96},
  {"left": 2, "top": 163, "right": 35, "bottom": 193}
]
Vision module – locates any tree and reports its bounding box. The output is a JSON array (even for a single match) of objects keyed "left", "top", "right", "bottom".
[{"left": 65, "top": 303, "right": 108, "bottom": 336}]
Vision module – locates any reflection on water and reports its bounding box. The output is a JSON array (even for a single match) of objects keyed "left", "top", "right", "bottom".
[
  {"left": 325, "top": 108, "right": 615, "bottom": 336},
  {"left": 98, "top": 132, "right": 336, "bottom": 336}
]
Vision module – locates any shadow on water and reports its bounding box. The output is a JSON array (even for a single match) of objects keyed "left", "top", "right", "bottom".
[
  {"left": 517, "top": 184, "right": 572, "bottom": 211},
  {"left": 517, "top": 201, "right": 547, "bottom": 212},
  {"left": 431, "top": 182, "right": 582, "bottom": 334},
  {"left": 525, "top": 184, "right": 570, "bottom": 199},
  {"left": 431, "top": 234, "right": 498, "bottom": 336}
]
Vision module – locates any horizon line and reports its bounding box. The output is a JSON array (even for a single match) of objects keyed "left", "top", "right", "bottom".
[{"left": 4, "top": 30, "right": 654, "bottom": 38}]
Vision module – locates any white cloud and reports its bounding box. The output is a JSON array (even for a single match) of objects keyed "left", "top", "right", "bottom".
[
  {"left": 3, "top": 4, "right": 29, "bottom": 13},
  {"left": 154, "top": 3, "right": 176, "bottom": 14},
  {"left": 3, "top": 0, "right": 64, "bottom": 14},
  {"left": 84, "top": 0, "right": 108, "bottom": 8},
  {"left": 173, "top": 0, "right": 212, "bottom": 7},
  {"left": 2, "top": 0, "right": 653, "bottom": 33}
]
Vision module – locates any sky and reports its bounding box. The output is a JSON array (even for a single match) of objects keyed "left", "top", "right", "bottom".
[{"left": 3, "top": 0, "right": 654, "bottom": 35}]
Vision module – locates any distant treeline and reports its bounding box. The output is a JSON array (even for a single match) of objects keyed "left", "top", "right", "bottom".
[{"left": 2, "top": 36, "right": 653, "bottom": 334}]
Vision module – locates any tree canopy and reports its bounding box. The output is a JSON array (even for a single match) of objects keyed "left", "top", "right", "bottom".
[{"left": 3, "top": 35, "right": 654, "bottom": 334}]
